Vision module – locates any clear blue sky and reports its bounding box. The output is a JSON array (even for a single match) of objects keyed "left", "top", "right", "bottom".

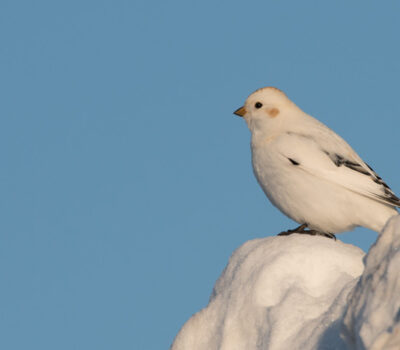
[{"left": 1, "top": 1, "right": 399, "bottom": 349}]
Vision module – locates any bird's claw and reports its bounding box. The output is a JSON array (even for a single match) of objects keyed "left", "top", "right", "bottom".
[{"left": 278, "top": 224, "right": 336, "bottom": 240}]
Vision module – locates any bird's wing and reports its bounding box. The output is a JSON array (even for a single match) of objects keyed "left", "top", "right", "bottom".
[{"left": 274, "top": 132, "right": 400, "bottom": 208}]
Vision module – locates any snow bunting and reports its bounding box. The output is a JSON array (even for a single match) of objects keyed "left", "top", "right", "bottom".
[{"left": 234, "top": 87, "right": 399, "bottom": 238}]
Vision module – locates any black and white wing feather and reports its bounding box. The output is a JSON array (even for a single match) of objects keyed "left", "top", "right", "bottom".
[
  {"left": 277, "top": 131, "right": 400, "bottom": 208},
  {"left": 325, "top": 152, "right": 400, "bottom": 207}
]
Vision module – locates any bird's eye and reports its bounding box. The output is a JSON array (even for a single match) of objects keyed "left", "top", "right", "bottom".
[{"left": 255, "top": 102, "right": 263, "bottom": 109}]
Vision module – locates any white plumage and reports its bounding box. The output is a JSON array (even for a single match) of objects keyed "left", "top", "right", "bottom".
[{"left": 234, "top": 87, "right": 399, "bottom": 236}]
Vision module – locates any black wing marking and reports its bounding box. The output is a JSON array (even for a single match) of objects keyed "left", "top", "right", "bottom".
[
  {"left": 324, "top": 151, "right": 400, "bottom": 207},
  {"left": 365, "top": 163, "right": 400, "bottom": 206},
  {"left": 329, "top": 153, "right": 370, "bottom": 175},
  {"left": 288, "top": 158, "right": 300, "bottom": 166}
]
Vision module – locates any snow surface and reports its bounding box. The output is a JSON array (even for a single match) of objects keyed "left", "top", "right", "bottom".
[
  {"left": 343, "top": 215, "right": 400, "bottom": 349},
  {"left": 171, "top": 215, "right": 400, "bottom": 350}
]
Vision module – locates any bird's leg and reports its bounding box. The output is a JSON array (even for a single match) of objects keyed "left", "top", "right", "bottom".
[
  {"left": 278, "top": 223, "right": 308, "bottom": 236},
  {"left": 305, "top": 229, "right": 336, "bottom": 240},
  {"left": 278, "top": 224, "right": 336, "bottom": 240}
]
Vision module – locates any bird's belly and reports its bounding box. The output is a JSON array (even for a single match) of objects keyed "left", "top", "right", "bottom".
[{"left": 252, "top": 151, "right": 361, "bottom": 233}]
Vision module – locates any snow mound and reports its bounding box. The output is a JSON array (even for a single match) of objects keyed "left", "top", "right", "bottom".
[
  {"left": 171, "top": 214, "right": 400, "bottom": 350},
  {"left": 171, "top": 236, "right": 364, "bottom": 350},
  {"left": 343, "top": 215, "right": 400, "bottom": 350}
]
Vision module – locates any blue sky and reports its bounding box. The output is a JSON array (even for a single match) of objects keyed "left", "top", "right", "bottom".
[{"left": 1, "top": 1, "right": 399, "bottom": 349}]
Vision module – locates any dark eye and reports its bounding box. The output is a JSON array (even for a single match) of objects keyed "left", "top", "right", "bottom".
[{"left": 255, "top": 102, "right": 263, "bottom": 109}]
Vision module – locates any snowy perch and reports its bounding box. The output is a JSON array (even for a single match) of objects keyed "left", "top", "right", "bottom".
[{"left": 171, "top": 215, "right": 400, "bottom": 350}]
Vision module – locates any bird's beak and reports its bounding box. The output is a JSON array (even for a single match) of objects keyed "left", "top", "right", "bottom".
[{"left": 234, "top": 106, "right": 247, "bottom": 117}]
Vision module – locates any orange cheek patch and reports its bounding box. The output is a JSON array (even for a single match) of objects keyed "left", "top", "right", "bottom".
[{"left": 267, "top": 108, "right": 280, "bottom": 118}]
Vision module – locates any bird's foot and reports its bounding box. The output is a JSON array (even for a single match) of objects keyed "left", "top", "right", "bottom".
[
  {"left": 278, "top": 224, "right": 336, "bottom": 240},
  {"left": 278, "top": 223, "right": 308, "bottom": 236},
  {"left": 305, "top": 230, "right": 337, "bottom": 240}
]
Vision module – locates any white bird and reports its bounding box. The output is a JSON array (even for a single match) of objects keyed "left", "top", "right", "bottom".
[{"left": 234, "top": 87, "right": 399, "bottom": 238}]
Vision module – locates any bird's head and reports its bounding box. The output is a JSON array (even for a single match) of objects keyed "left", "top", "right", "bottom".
[{"left": 234, "top": 87, "right": 299, "bottom": 135}]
